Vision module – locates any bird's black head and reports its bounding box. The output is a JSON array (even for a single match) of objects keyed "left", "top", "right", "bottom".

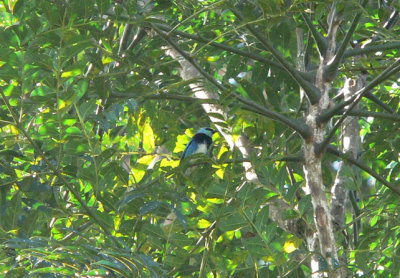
[
  {"left": 205, "top": 127, "right": 216, "bottom": 134},
  {"left": 195, "top": 127, "right": 216, "bottom": 138}
]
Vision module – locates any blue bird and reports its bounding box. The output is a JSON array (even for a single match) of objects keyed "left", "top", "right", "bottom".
[
  {"left": 162, "top": 127, "right": 216, "bottom": 228},
  {"left": 181, "top": 127, "right": 216, "bottom": 161}
]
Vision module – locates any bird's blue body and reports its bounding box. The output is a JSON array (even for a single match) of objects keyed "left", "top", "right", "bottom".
[{"left": 181, "top": 127, "right": 215, "bottom": 161}]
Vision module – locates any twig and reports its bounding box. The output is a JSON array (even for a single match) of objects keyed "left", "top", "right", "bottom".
[{"left": 127, "top": 28, "right": 147, "bottom": 51}]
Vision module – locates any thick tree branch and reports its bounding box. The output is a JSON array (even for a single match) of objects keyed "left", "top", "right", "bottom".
[
  {"left": 301, "top": 12, "right": 328, "bottom": 56},
  {"left": 231, "top": 7, "right": 321, "bottom": 104},
  {"left": 324, "top": 3, "right": 341, "bottom": 63},
  {"left": 240, "top": 103, "right": 311, "bottom": 139},
  {"left": 318, "top": 59, "right": 400, "bottom": 124},
  {"left": 343, "top": 42, "right": 400, "bottom": 59},
  {"left": 324, "top": 5, "right": 365, "bottom": 79},
  {"left": 330, "top": 75, "right": 364, "bottom": 260},
  {"left": 365, "top": 92, "right": 395, "bottom": 114},
  {"left": 327, "top": 146, "right": 400, "bottom": 196},
  {"left": 337, "top": 109, "right": 400, "bottom": 121},
  {"left": 303, "top": 4, "right": 342, "bottom": 275}
]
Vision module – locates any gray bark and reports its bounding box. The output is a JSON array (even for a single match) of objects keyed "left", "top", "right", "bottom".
[{"left": 303, "top": 4, "right": 340, "bottom": 277}]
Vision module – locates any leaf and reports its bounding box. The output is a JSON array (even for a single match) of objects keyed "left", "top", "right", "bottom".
[
  {"left": 255, "top": 206, "right": 269, "bottom": 231},
  {"left": 82, "top": 269, "right": 110, "bottom": 276},
  {"left": 29, "top": 267, "right": 75, "bottom": 275},
  {"left": 143, "top": 122, "right": 155, "bottom": 152},
  {"left": 93, "top": 260, "right": 130, "bottom": 276},
  {"left": 283, "top": 237, "right": 302, "bottom": 253},
  {"left": 65, "top": 126, "right": 83, "bottom": 137},
  {"left": 298, "top": 194, "right": 312, "bottom": 216},
  {"left": 78, "top": 100, "right": 97, "bottom": 121},
  {"left": 197, "top": 219, "right": 212, "bottom": 229},
  {"left": 170, "top": 233, "right": 194, "bottom": 248},
  {"left": 139, "top": 201, "right": 162, "bottom": 216},
  {"left": 118, "top": 192, "right": 145, "bottom": 211},
  {"left": 141, "top": 223, "right": 165, "bottom": 240},
  {"left": 132, "top": 155, "right": 154, "bottom": 183},
  {"left": 219, "top": 215, "right": 247, "bottom": 232}
]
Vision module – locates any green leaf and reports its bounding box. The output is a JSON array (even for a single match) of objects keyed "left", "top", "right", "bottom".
[
  {"left": 139, "top": 201, "right": 162, "bottom": 216},
  {"left": 219, "top": 214, "right": 247, "bottom": 232},
  {"left": 143, "top": 122, "right": 155, "bottom": 152},
  {"left": 132, "top": 155, "right": 154, "bottom": 183},
  {"left": 118, "top": 192, "right": 145, "bottom": 211},
  {"left": 141, "top": 223, "right": 165, "bottom": 240}
]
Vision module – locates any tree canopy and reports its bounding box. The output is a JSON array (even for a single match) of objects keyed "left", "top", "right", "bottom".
[{"left": 0, "top": 0, "right": 399, "bottom": 277}]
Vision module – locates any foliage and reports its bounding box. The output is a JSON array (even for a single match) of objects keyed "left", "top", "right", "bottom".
[{"left": 0, "top": 0, "right": 399, "bottom": 277}]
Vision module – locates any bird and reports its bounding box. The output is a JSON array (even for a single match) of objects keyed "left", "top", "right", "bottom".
[
  {"left": 180, "top": 127, "right": 216, "bottom": 161},
  {"left": 162, "top": 127, "right": 216, "bottom": 228}
]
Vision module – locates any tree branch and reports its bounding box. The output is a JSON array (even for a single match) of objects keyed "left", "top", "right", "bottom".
[
  {"left": 338, "top": 109, "right": 400, "bottom": 121},
  {"left": 343, "top": 8, "right": 399, "bottom": 59},
  {"left": 318, "top": 59, "right": 400, "bottom": 124},
  {"left": 317, "top": 59, "right": 400, "bottom": 154},
  {"left": 301, "top": 12, "right": 327, "bottom": 56},
  {"left": 382, "top": 9, "right": 399, "bottom": 30},
  {"left": 344, "top": 42, "right": 400, "bottom": 59},
  {"left": 118, "top": 23, "right": 133, "bottom": 55},
  {"left": 365, "top": 92, "right": 395, "bottom": 114},
  {"left": 240, "top": 103, "right": 311, "bottom": 139},
  {"left": 324, "top": 3, "right": 365, "bottom": 79},
  {"left": 230, "top": 7, "right": 320, "bottom": 104},
  {"left": 327, "top": 146, "right": 400, "bottom": 196},
  {"left": 110, "top": 92, "right": 216, "bottom": 103}
]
